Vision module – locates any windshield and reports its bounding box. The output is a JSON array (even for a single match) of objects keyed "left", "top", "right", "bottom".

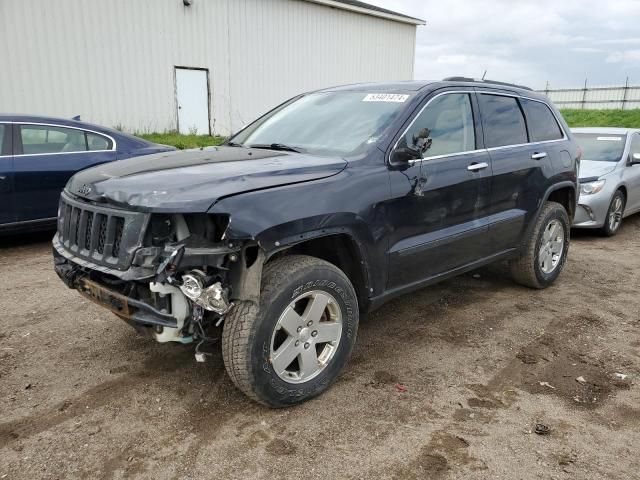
[
  {"left": 231, "top": 91, "right": 413, "bottom": 156},
  {"left": 574, "top": 133, "right": 627, "bottom": 162}
]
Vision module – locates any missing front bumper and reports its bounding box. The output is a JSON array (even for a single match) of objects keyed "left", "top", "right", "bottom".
[
  {"left": 76, "top": 277, "right": 179, "bottom": 328},
  {"left": 53, "top": 251, "right": 179, "bottom": 329}
]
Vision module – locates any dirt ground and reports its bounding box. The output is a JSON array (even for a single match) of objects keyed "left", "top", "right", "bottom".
[{"left": 1, "top": 217, "right": 639, "bottom": 480}]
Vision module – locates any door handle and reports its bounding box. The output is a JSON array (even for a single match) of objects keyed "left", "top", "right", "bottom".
[
  {"left": 467, "top": 162, "right": 488, "bottom": 171},
  {"left": 531, "top": 152, "right": 547, "bottom": 160}
]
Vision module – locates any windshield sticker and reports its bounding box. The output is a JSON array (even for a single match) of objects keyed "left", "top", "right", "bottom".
[
  {"left": 596, "top": 136, "right": 623, "bottom": 141},
  {"left": 363, "top": 93, "right": 409, "bottom": 103}
]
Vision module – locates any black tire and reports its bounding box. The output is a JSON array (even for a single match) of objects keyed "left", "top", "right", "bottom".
[
  {"left": 221, "top": 255, "right": 359, "bottom": 407},
  {"left": 510, "top": 201, "right": 570, "bottom": 289},
  {"left": 600, "top": 190, "right": 625, "bottom": 237}
]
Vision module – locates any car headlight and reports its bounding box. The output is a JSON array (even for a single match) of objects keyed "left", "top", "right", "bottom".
[{"left": 580, "top": 179, "right": 606, "bottom": 195}]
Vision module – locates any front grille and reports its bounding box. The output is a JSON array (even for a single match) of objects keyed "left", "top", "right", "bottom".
[{"left": 56, "top": 192, "right": 149, "bottom": 270}]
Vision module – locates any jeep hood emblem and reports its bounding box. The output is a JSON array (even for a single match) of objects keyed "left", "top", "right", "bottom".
[{"left": 77, "top": 184, "right": 92, "bottom": 196}]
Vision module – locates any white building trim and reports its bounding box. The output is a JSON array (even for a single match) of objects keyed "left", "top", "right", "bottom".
[{"left": 302, "top": 0, "right": 426, "bottom": 25}]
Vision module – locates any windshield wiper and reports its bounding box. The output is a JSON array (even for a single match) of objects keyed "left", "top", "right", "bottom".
[
  {"left": 226, "top": 141, "right": 246, "bottom": 148},
  {"left": 249, "top": 143, "right": 303, "bottom": 153}
]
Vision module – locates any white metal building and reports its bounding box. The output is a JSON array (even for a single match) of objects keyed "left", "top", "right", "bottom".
[{"left": 0, "top": 0, "right": 423, "bottom": 136}]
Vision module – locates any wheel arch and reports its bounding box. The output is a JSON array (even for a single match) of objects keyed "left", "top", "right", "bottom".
[
  {"left": 542, "top": 182, "right": 577, "bottom": 221},
  {"left": 264, "top": 230, "right": 372, "bottom": 312},
  {"left": 616, "top": 184, "right": 628, "bottom": 202}
]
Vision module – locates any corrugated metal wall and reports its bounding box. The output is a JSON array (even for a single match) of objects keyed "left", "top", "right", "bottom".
[
  {"left": 0, "top": 0, "right": 417, "bottom": 135},
  {"left": 539, "top": 84, "right": 640, "bottom": 110}
]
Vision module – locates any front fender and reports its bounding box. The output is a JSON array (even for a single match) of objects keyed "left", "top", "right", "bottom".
[{"left": 208, "top": 171, "right": 389, "bottom": 296}]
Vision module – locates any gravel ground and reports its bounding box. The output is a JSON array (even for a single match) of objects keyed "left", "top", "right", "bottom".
[{"left": 1, "top": 217, "right": 639, "bottom": 480}]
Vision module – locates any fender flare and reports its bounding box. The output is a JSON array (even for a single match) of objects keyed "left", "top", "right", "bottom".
[
  {"left": 540, "top": 181, "right": 577, "bottom": 217},
  {"left": 263, "top": 226, "right": 373, "bottom": 285},
  {"left": 227, "top": 224, "right": 376, "bottom": 305},
  {"left": 520, "top": 181, "right": 577, "bottom": 245},
  {"left": 511, "top": 181, "right": 577, "bottom": 258}
]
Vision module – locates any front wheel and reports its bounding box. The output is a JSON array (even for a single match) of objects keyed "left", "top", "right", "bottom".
[
  {"left": 221, "top": 255, "right": 359, "bottom": 407},
  {"left": 601, "top": 190, "right": 625, "bottom": 237},
  {"left": 510, "top": 201, "right": 570, "bottom": 289}
]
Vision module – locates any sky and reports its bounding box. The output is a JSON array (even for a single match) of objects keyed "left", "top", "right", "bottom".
[{"left": 366, "top": 0, "right": 640, "bottom": 89}]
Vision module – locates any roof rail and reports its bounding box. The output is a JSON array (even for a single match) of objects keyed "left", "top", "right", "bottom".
[{"left": 442, "top": 76, "right": 533, "bottom": 91}]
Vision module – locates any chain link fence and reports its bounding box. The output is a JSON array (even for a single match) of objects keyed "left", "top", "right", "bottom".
[{"left": 538, "top": 80, "right": 640, "bottom": 109}]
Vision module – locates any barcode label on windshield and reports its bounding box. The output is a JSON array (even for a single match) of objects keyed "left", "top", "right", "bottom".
[{"left": 363, "top": 94, "right": 409, "bottom": 103}]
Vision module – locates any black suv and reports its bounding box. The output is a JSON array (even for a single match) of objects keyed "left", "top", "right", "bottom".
[{"left": 53, "top": 78, "right": 579, "bottom": 407}]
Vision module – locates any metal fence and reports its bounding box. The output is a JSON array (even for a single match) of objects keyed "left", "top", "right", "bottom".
[{"left": 538, "top": 80, "right": 640, "bottom": 110}]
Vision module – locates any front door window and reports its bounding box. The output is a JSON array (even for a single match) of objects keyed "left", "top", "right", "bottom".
[{"left": 401, "top": 93, "right": 476, "bottom": 158}]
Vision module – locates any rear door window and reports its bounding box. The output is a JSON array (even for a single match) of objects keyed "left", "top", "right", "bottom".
[
  {"left": 520, "top": 98, "right": 563, "bottom": 142},
  {"left": 18, "top": 125, "right": 111, "bottom": 154},
  {"left": 20, "top": 125, "right": 87, "bottom": 154},
  {"left": 478, "top": 94, "right": 528, "bottom": 148}
]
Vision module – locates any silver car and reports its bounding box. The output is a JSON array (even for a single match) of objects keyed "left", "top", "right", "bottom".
[{"left": 572, "top": 127, "right": 640, "bottom": 236}]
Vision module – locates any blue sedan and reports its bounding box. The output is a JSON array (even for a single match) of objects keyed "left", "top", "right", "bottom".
[{"left": 0, "top": 115, "right": 174, "bottom": 233}]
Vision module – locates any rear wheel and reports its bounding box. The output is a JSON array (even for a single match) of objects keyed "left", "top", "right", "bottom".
[
  {"left": 600, "top": 190, "right": 625, "bottom": 237},
  {"left": 221, "top": 255, "right": 359, "bottom": 407},
  {"left": 510, "top": 201, "right": 570, "bottom": 289}
]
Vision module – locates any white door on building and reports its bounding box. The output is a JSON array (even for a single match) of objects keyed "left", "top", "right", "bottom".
[{"left": 175, "top": 67, "right": 210, "bottom": 135}]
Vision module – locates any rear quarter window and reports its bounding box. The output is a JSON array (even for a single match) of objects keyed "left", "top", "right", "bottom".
[
  {"left": 87, "top": 132, "right": 112, "bottom": 151},
  {"left": 478, "top": 94, "right": 528, "bottom": 148},
  {"left": 520, "top": 98, "right": 563, "bottom": 142}
]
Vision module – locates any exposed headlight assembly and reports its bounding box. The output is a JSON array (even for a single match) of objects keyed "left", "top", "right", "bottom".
[
  {"left": 580, "top": 179, "right": 606, "bottom": 195},
  {"left": 180, "top": 271, "right": 232, "bottom": 314}
]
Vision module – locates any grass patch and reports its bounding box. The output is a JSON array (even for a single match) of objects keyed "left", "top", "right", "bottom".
[
  {"left": 560, "top": 109, "right": 640, "bottom": 129},
  {"left": 137, "top": 132, "right": 226, "bottom": 150}
]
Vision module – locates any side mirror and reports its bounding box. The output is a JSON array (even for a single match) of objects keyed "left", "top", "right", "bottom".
[
  {"left": 390, "top": 147, "right": 421, "bottom": 165},
  {"left": 632, "top": 153, "right": 640, "bottom": 165},
  {"left": 412, "top": 128, "right": 433, "bottom": 155}
]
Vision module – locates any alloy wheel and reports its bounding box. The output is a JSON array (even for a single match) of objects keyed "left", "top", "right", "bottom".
[
  {"left": 608, "top": 196, "right": 623, "bottom": 232},
  {"left": 269, "top": 290, "right": 342, "bottom": 384},
  {"left": 539, "top": 219, "right": 564, "bottom": 274}
]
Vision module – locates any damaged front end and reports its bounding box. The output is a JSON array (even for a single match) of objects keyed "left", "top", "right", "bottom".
[{"left": 53, "top": 191, "right": 262, "bottom": 349}]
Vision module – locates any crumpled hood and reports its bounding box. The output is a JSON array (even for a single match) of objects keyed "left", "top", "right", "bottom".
[
  {"left": 66, "top": 146, "right": 347, "bottom": 212},
  {"left": 578, "top": 160, "right": 618, "bottom": 181}
]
